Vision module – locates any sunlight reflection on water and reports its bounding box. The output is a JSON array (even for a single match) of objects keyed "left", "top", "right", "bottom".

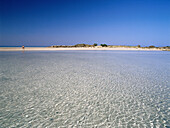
[{"left": 0, "top": 51, "right": 169, "bottom": 127}]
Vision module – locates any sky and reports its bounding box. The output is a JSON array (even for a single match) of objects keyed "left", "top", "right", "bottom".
[{"left": 0, "top": 0, "right": 170, "bottom": 46}]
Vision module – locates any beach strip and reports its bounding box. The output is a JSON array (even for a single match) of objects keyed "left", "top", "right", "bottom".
[{"left": 0, "top": 47, "right": 164, "bottom": 51}]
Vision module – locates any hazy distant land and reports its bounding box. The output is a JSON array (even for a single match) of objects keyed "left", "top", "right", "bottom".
[{"left": 0, "top": 44, "right": 169, "bottom": 51}]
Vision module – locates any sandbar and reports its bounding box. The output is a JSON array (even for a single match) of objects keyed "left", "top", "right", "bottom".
[{"left": 0, "top": 47, "right": 164, "bottom": 51}]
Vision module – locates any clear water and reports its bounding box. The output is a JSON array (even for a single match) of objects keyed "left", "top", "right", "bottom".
[{"left": 0, "top": 51, "right": 169, "bottom": 128}]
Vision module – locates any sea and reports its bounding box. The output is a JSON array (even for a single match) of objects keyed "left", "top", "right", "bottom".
[{"left": 0, "top": 50, "right": 169, "bottom": 127}]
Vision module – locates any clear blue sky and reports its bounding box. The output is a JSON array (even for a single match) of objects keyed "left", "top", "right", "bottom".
[{"left": 0, "top": 0, "right": 170, "bottom": 46}]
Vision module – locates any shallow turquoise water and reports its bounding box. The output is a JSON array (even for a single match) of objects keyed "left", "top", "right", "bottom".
[{"left": 0, "top": 51, "right": 170, "bottom": 127}]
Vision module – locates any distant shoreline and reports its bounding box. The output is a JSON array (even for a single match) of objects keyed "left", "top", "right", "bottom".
[{"left": 0, "top": 47, "right": 169, "bottom": 51}]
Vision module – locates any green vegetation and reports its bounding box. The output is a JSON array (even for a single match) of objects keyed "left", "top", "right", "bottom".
[
  {"left": 74, "top": 44, "right": 94, "bottom": 47},
  {"left": 149, "top": 45, "right": 155, "bottom": 48},
  {"left": 93, "top": 43, "right": 98, "bottom": 46},
  {"left": 74, "top": 44, "right": 86, "bottom": 47},
  {"left": 100, "top": 44, "right": 107, "bottom": 47},
  {"left": 51, "top": 45, "right": 72, "bottom": 48}
]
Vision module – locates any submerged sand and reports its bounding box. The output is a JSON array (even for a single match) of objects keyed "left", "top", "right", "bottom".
[
  {"left": 0, "top": 47, "right": 163, "bottom": 51},
  {"left": 1, "top": 51, "right": 169, "bottom": 127}
]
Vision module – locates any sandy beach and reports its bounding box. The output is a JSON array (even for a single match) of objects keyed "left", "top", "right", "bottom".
[{"left": 0, "top": 47, "right": 163, "bottom": 51}]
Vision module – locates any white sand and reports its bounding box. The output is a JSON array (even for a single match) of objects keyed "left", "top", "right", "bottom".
[{"left": 0, "top": 47, "right": 162, "bottom": 51}]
